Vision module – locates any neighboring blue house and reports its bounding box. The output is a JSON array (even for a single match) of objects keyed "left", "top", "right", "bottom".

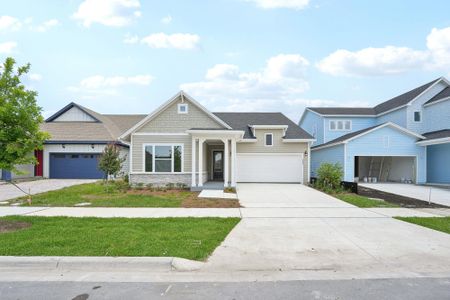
[{"left": 299, "top": 77, "right": 450, "bottom": 184}]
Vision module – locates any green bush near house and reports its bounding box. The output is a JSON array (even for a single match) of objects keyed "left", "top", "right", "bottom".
[{"left": 314, "top": 163, "right": 344, "bottom": 193}]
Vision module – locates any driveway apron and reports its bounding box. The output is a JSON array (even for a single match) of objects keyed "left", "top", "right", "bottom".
[{"left": 203, "top": 184, "right": 450, "bottom": 279}]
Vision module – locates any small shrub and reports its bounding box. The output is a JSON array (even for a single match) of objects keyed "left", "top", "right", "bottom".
[
  {"left": 176, "top": 183, "right": 188, "bottom": 190},
  {"left": 166, "top": 183, "right": 175, "bottom": 189},
  {"left": 123, "top": 174, "right": 129, "bottom": 183},
  {"left": 114, "top": 180, "right": 130, "bottom": 193},
  {"left": 315, "top": 163, "right": 343, "bottom": 193},
  {"left": 224, "top": 187, "right": 236, "bottom": 193},
  {"left": 135, "top": 182, "right": 144, "bottom": 190},
  {"left": 146, "top": 183, "right": 154, "bottom": 191}
]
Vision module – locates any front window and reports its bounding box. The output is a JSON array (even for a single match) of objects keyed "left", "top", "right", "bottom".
[
  {"left": 144, "top": 145, "right": 183, "bottom": 173},
  {"left": 265, "top": 133, "right": 273, "bottom": 146},
  {"left": 414, "top": 111, "right": 421, "bottom": 122}
]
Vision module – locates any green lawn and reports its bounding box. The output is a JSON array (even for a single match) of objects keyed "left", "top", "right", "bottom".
[
  {"left": 333, "top": 193, "right": 399, "bottom": 208},
  {"left": 10, "top": 182, "right": 197, "bottom": 207},
  {"left": 395, "top": 217, "right": 450, "bottom": 234},
  {"left": 0, "top": 216, "right": 240, "bottom": 260}
]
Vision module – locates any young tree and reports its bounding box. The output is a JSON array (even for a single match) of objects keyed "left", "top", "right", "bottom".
[
  {"left": 0, "top": 57, "right": 49, "bottom": 174},
  {"left": 316, "top": 162, "right": 343, "bottom": 192},
  {"left": 98, "top": 143, "right": 126, "bottom": 181}
]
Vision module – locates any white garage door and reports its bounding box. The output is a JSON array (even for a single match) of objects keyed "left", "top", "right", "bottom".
[{"left": 236, "top": 153, "right": 303, "bottom": 183}]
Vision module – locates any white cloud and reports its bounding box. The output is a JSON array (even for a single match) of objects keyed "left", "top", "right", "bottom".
[
  {"left": 161, "top": 15, "right": 172, "bottom": 24},
  {"left": 427, "top": 27, "right": 450, "bottom": 68},
  {"left": 73, "top": 0, "right": 141, "bottom": 27},
  {"left": 245, "top": 0, "right": 309, "bottom": 10},
  {"left": 318, "top": 26, "right": 450, "bottom": 76},
  {"left": 33, "top": 19, "right": 59, "bottom": 32},
  {"left": 141, "top": 33, "right": 200, "bottom": 49},
  {"left": 28, "top": 73, "right": 43, "bottom": 81},
  {"left": 0, "top": 41, "right": 17, "bottom": 54},
  {"left": 317, "top": 46, "right": 429, "bottom": 76},
  {"left": 123, "top": 34, "right": 139, "bottom": 44},
  {"left": 181, "top": 54, "right": 314, "bottom": 118},
  {"left": 79, "top": 75, "right": 154, "bottom": 89},
  {"left": 0, "top": 16, "right": 22, "bottom": 31}
]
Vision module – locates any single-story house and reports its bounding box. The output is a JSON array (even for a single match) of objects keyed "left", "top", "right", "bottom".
[{"left": 2, "top": 91, "right": 314, "bottom": 189}]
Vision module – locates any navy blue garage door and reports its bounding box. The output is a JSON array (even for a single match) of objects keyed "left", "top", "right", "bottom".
[{"left": 50, "top": 153, "right": 104, "bottom": 179}]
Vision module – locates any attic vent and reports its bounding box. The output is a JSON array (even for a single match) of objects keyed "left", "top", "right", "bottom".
[{"left": 178, "top": 103, "right": 188, "bottom": 114}]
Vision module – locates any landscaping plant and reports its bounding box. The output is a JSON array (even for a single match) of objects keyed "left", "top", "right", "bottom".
[{"left": 315, "top": 162, "right": 343, "bottom": 193}]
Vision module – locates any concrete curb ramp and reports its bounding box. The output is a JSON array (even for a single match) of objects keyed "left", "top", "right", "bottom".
[{"left": 0, "top": 256, "right": 204, "bottom": 272}]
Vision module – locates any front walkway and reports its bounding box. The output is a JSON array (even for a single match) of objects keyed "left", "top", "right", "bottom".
[
  {"left": 0, "top": 179, "right": 97, "bottom": 202},
  {"left": 360, "top": 183, "right": 450, "bottom": 207}
]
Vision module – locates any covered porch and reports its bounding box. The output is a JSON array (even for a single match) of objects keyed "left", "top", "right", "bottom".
[{"left": 187, "top": 129, "right": 244, "bottom": 191}]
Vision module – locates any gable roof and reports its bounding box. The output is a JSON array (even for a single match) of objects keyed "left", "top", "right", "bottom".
[
  {"left": 42, "top": 104, "right": 146, "bottom": 143},
  {"left": 45, "top": 102, "right": 101, "bottom": 122},
  {"left": 119, "top": 91, "right": 232, "bottom": 139},
  {"left": 213, "top": 112, "right": 314, "bottom": 139},
  {"left": 312, "top": 122, "right": 425, "bottom": 150},
  {"left": 306, "top": 77, "right": 446, "bottom": 117},
  {"left": 306, "top": 107, "right": 376, "bottom": 116},
  {"left": 424, "top": 86, "right": 450, "bottom": 106}
]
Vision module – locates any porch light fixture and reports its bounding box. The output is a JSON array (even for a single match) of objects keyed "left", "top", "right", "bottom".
[
  {"left": 304, "top": 150, "right": 308, "bottom": 157},
  {"left": 91, "top": 144, "right": 95, "bottom": 149},
  {"left": 62, "top": 144, "right": 65, "bottom": 149}
]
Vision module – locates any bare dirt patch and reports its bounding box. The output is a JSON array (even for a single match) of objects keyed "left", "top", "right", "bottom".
[{"left": 0, "top": 220, "right": 32, "bottom": 233}]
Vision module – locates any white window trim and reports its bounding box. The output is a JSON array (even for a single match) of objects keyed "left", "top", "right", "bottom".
[
  {"left": 264, "top": 133, "right": 273, "bottom": 147},
  {"left": 329, "top": 119, "right": 352, "bottom": 131},
  {"left": 178, "top": 103, "right": 188, "bottom": 114},
  {"left": 142, "top": 143, "right": 184, "bottom": 173},
  {"left": 413, "top": 111, "right": 422, "bottom": 123}
]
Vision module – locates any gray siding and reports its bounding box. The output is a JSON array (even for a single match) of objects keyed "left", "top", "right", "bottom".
[
  {"left": 137, "top": 96, "right": 225, "bottom": 133},
  {"left": 131, "top": 134, "right": 192, "bottom": 172}
]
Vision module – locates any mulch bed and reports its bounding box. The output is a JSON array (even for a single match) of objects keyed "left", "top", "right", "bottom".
[{"left": 0, "top": 220, "right": 32, "bottom": 233}]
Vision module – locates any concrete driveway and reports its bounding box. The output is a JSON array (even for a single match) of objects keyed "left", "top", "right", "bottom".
[
  {"left": 204, "top": 183, "right": 450, "bottom": 279},
  {"left": 0, "top": 179, "right": 97, "bottom": 202}
]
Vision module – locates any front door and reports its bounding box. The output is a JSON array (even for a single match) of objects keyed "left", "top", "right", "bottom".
[{"left": 212, "top": 151, "right": 224, "bottom": 180}]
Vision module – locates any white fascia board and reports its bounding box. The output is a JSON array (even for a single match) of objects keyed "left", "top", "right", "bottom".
[
  {"left": 282, "top": 138, "right": 316, "bottom": 143},
  {"left": 416, "top": 137, "right": 450, "bottom": 146},
  {"left": 311, "top": 142, "right": 344, "bottom": 151},
  {"left": 186, "top": 129, "right": 245, "bottom": 139},
  {"left": 250, "top": 125, "right": 289, "bottom": 130},
  {"left": 406, "top": 77, "right": 448, "bottom": 106},
  {"left": 423, "top": 96, "right": 450, "bottom": 107},
  {"left": 323, "top": 114, "right": 376, "bottom": 118},
  {"left": 132, "top": 132, "right": 189, "bottom": 136}
]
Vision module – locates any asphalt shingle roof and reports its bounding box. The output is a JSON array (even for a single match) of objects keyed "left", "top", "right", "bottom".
[
  {"left": 421, "top": 129, "right": 450, "bottom": 141},
  {"left": 425, "top": 86, "right": 450, "bottom": 105},
  {"left": 307, "top": 78, "right": 442, "bottom": 116},
  {"left": 213, "top": 112, "right": 314, "bottom": 139},
  {"left": 311, "top": 123, "right": 385, "bottom": 149}
]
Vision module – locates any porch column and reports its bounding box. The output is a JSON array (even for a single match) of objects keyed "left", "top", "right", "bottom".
[
  {"left": 231, "top": 138, "right": 237, "bottom": 187},
  {"left": 191, "top": 137, "right": 197, "bottom": 187},
  {"left": 198, "top": 138, "right": 205, "bottom": 187},
  {"left": 223, "top": 138, "right": 229, "bottom": 187}
]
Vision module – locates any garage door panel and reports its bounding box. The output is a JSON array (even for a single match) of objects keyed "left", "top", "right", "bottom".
[
  {"left": 50, "top": 153, "right": 104, "bottom": 179},
  {"left": 237, "top": 154, "right": 303, "bottom": 183}
]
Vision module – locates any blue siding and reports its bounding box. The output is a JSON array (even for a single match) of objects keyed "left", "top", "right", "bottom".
[
  {"left": 1, "top": 170, "right": 12, "bottom": 181},
  {"left": 324, "top": 117, "right": 376, "bottom": 143},
  {"left": 427, "top": 143, "right": 450, "bottom": 184},
  {"left": 344, "top": 126, "right": 426, "bottom": 183},
  {"left": 50, "top": 153, "right": 104, "bottom": 179},
  {"left": 299, "top": 110, "right": 324, "bottom": 146},
  {"left": 310, "top": 144, "right": 345, "bottom": 179},
  {"left": 423, "top": 99, "right": 450, "bottom": 134},
  {"left": 376, "top": 107, "right": 407, "bottom": 127}
]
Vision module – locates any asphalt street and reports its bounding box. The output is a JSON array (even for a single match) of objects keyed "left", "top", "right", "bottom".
[{"left": 0, "top": 278, "right": 449, "bottom": 300}]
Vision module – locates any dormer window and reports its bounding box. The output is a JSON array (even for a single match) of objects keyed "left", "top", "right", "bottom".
[{"left": 178, "top": 103, "right": 188, "bottom": 114}]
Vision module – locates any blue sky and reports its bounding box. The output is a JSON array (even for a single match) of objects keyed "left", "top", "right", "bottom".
[{"left": 1, "top": 0, "right": 449, "bottom": 122}]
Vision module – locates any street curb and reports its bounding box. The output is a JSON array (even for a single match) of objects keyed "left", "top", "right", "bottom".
[{"left": 0, "top": 256, "right": 204, "bottom": 272}]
